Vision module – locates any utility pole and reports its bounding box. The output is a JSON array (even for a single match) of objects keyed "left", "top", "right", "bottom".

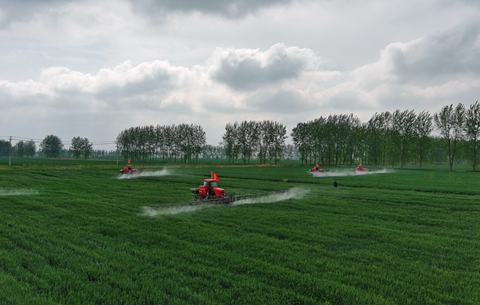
[{"left": 8, "top": 136, "right": 12, "bottom": 166}]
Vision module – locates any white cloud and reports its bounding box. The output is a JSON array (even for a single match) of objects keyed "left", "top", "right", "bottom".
[
  {"left": 0, "top": 0, "right": 480, "bottom": 147},
  {"left": 0, "top": 79, "right": 52, "bottom": 99},
  {"left": 209, "top": 43, "right": 321, "bottom": 90}
]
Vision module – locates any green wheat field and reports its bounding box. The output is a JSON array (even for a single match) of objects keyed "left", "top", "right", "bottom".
[{"left": 0, "top": 159, "right": 479, "bottom": 304}]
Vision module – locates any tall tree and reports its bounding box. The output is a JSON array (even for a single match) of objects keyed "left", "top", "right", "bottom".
[
  {"left": 291, "top": 122, "right": 311, "bottom": 164},
  {"left": 237, "top": 120, "right": 259, "bottom": 164},
  {"left": 257, "top": 120, "right": 287, "bottom": 164},
  {"left": 14, "top": 141, "right": 25, "bottom": 157},
  {"left": 70, "top": 137, "right": 93, "bottom": 160},
  {"left": 25, "top": 140, "right": 36, "bottom": 157},
  {"left": 342, "top": 114, "right": 361, "bottom": 166},
  {"left": 414, "top": 111, "right": 433, "bottom": 169},
  {"left": 366, "top": 113, "right": 384, "bottom": 168},
  {"left": 325, "top": 115, "right": 341, "bottom": 165},
  {"left": 355, "top": 124, "right": 369, "bottom": 165},
  {"left": 378, "top": 112, "right": 392, "bottom": 166},
  {"left": 164, "top": 124, "right": 177, "bottom": 162},
  {"left": 71, "top": 137, "right": 84, "bottom": 159},
  {"left": 154, "top": 124, "right": 165, "bottom": 162},
  {"left": 257, "top": 121, "right": 271, "bottom": 164},
  {"left": 0, "top": 140, "right": 10, "bottom": 157},
  {"left": 144, "top": 125, "right": 156, "bottom": 162},
  {"left": 116, "top": 128, "right": 134, "bottom": 161},
  {"left": 40, "top": 135, "right": 64, "bottom": 158},
  {"left": 434, "top": 103, "right": 466, "bottom": 171},
  {"left": 176, "top": 124, "right": 191, "bottom": 163},
  {"left": 192, "top": 124, "right": 207, "bottom": 162},
  {"left": 464, "top": 101, "right": 480, "bottom": 171},
  {"left": 221, "top": 122, "right": 240, "bottom": 163},
  {"left": 268, "top": 121, "right": 288, "bottom": 164},
  {"left": 311, "top": 117, "right": 327, "bottom": 164},
  {"left": 391, "top": 109, "right": 416, "bottom": 169}
]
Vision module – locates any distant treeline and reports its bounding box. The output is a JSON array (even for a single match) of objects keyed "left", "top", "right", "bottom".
[
  {"left": 291, "top": 102, "right": 480, "bottom": 171},
  {"left": 113, "top": 102, "right": 480, "bottom": 171},
  {"left": 0, "top": 139, "right": 36, "bottom": 158},
  {"left": 115, "top": 124, "right": 206, "bottom": 163},
  {"left": 113, "top": 120, "right": 290, "bottom": 165},
  {"left": 0, "top": 138, "right": 117, "bottom": 159},
  {"left": 2, "top": 102, "right": 479, "bottom": 170}
]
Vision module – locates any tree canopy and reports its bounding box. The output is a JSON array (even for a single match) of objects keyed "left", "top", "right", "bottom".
[{"left": 40, "top": 135, "right": 64, "bottom": 158}]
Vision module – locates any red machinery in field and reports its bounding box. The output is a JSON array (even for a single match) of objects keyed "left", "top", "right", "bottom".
[
  {"left": 120, "top": 159, "right": 138, "bottom": 174},
  {"left": 310, "top": 164, "right": 325, "bottom": 173},
  {"left": 354, "top": 163, "right": 368, "bottom": 172},
  {"left": 120, "top": 166, "right": 138, "bottom": 174},
  {"left": 190, "top": 175, "right": 226, "bottom": 200},
  {"left": 179, "top": 171, "right": 285, "bottom": 206}
]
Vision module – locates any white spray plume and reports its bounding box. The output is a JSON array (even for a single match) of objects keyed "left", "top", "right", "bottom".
[
  {"left": 140, "top": 205, "right": 212, "bottom": 216},
  {"left": 233, "top": 187, "right": 309, "bottom": 205},
  {"left": 310, "top": 168, "right": 394, "bottom": 177},
  {"left": 140, "top": 187, "right": 310, "bottom": 216},
  {"left": 118, "top": 169, "right": 171, "bottom": 179},
  {"left": 0, "top": 188, "right": 39, "bottom": 196}
]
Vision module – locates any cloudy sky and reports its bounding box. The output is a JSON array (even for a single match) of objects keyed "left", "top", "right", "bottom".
[{"left": 1, "top": 0, "right": 479, "bottom": 149}]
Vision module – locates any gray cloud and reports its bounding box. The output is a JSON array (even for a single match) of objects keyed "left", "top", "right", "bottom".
[
  {"left": 0, "top": 0, "right": 67, "bottom": 28},
  {"left": 385, "top": 19, "right": 480, "bottom": 83},
  {"left": 0, "top": 0, "right": 295, "bottom": 30},
  {"left": 129, "top": 0, "right": 294, "bottom": 19},
  {"left": 94, "top": 71, "right": 173, "bottom": 102},
  {"left": 211, "top": 43, "right": 318, "bottom": 90}
]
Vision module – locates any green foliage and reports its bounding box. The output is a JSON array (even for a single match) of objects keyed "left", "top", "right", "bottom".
[
  {"left": 0, "top": 164, "right": 479, "bottom": 304},
  {"left": 221, "top": 120, "right": 288, "bottom": 165},
  {"left": 0, "top": 139, "right": 11, "bottom": 157},
  {"left": 116, "top": 124, "right": 206, "bottom": 164},
  {"left": 70, "top": 137, "right": 93, "bottom": 160},
  {"left": 40, "top": 135, "right": 64, "bottom": 158}
]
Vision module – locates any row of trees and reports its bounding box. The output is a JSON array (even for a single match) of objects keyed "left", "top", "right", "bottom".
[
  {"left": 435, "top": 103, "right": 480, "bottom": 171},
  {"left": 113, "top": 120, "right": 289, "bottom": 164},
  {"left": 15, "top": 140, "right": 37, "bottom": 157},
  {"left": 115, "top": 124, "right": 206, "bottom": 163},
  {"left": 1, "top": 136, "right": 94, "bottom": 159},
  {"left": 40, "top": 135, "right": 93, "bottom": 159},
  {"left": 0, "top": 140, "right": 12, "bottom": 157},
  {"left": 3, "top": 102, "right": 479, "bottom": 171},
  {"left": 0, "top": 139, "right": 36, "bottom": 158},
  {"left": 291, "top": 102, "right": 480, "bottom": 171},
  {"left": 292, "top": 113, "right": 361, "bottom": 167},
  {"left": 221, "top": 120, "right": 288, "bottom": 164}
]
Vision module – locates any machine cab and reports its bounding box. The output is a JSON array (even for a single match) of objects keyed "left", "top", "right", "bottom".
[
  {"left": 199, "top": 179, "right": 224, "bottom": 198},
  {"left": 205, "top": 180, "right": 218, "bottom": 187}
]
